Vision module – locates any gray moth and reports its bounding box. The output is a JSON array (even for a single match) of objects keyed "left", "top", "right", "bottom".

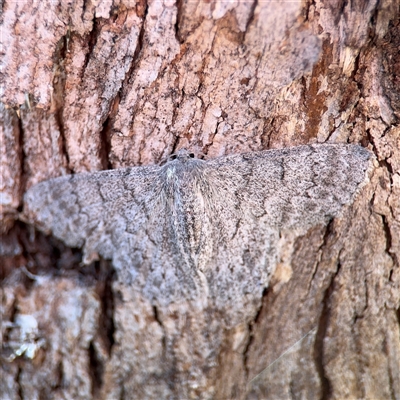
[{"left": 24, "top": 144, "right": 371, "bottom": 322}]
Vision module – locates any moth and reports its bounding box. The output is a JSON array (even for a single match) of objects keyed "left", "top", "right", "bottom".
[{"left": 24, "top": 144, "right": 371, "bottom": 323}]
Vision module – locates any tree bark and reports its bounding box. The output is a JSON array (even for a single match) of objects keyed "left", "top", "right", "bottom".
[{"left": 1, "top": 1, "right": 399, "bottom": 399}]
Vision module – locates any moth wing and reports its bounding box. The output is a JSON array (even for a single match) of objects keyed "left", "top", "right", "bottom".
[
  {"left": 205, "top": 143, "right": 371, "bottom": 231},
  {"left": 201, "top": 144, "right": 371, "bottom": 321},
  {"left": 24, "top": 167, "right": 161, "bottom": 261},
  {"left": 24, "top": 166, "right": 203, "bottom": 304}
]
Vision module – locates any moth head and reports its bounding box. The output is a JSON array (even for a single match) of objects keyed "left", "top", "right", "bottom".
[{"left": 168, "top": 149, "right": 196, "bottom": 163}]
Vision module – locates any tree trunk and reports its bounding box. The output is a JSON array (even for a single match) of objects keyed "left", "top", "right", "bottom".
[{"left": 1, "top": 1, "right": 399, "bottom": 399}]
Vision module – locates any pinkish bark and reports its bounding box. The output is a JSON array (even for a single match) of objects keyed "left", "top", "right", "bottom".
[{"left": 1, "top": 0, "right": 399, "bottom": 399}]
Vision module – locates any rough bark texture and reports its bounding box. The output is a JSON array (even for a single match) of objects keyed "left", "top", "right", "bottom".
[{"left": 1, "top": 1, "right": 399, "bottom": 399}]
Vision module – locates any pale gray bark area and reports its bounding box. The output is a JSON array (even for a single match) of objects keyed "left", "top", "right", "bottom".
[{"left": 1, "top": 0, "right": 399, "bottom": 399}]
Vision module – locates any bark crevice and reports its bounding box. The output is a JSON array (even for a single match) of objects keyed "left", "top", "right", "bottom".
[{"left": 313, "top": 261, "right": 341, "bottom": 400}]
